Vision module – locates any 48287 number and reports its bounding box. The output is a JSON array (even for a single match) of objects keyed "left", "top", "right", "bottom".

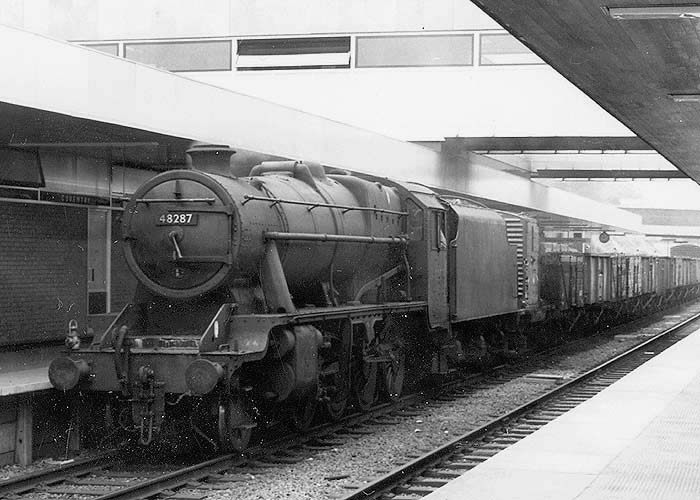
[{"left": 157, "top": 213, "right": 198, "bottom": 225}]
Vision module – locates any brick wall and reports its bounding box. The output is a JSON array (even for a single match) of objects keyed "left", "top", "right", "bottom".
[{"left": 0, "top": 203, "right": 87, "bottom": 345}]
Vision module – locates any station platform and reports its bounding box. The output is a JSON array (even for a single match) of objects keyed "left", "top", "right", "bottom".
[
  {"left": 0, "top": 344, "right": 62, "bottom": 466},
  {"left": 0, "top": 367, "right": 52, "bottom": 397},
  {"left": 425, "top": 327, "right": 700, "bottom": 500},
  {"left": 0, "top": 343, "right": 61, "bottom": 396}
]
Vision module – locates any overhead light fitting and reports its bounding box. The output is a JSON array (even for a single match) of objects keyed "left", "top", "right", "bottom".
[
  {"left": 668, "top": 93, "right": 700, "bottom": 102},
  {"left": 607, "top": 5, "right": 700, "bottom": 20}
]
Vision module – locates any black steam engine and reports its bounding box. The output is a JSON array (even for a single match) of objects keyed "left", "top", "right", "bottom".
[{"left": 48, "top": 145, "right": 700, "bottom": 451}]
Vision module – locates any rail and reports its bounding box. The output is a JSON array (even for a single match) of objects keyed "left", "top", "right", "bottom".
[
  {"left": 337, "top": 309, "right": 700, "bottom": 500},
  {"left": 0, "top": 451, "right": 118, "bottom": 498}
]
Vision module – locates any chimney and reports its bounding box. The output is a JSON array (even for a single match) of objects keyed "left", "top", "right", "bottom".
[{"left": 186, "top": 143, "right": 236, "bottom": 176}]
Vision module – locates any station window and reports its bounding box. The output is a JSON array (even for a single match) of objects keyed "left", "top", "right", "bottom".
[
  {"left": 78, "top": 43, "right": 119, "bottom": 56},
  {"left": 479, "top": 33, "right": 544, "bottom": 66},
  {"left": 356, "top": 34, "right": 473, "bottom": 68},
  {"left": 124, "top": 40, "right": 232, "bottom": 72},
  {"left": 111, "top": 166, "right": 157, "bottom": 197},
  {"left": 236, "top": 37, "right": 351, "bottom": 70},
  {"left": 0, "top": 148, "right": 44, "bottom": 187}
]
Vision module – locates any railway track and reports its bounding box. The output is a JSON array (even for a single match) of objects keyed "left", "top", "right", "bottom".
[
  {"left": 337, "top": 310, "right": 700, "bottom": 500},
  {"left": 0, "top": 452, "right": 118, "bottom": 498},
  {"left": 0, "top": 376, "right": 488, "bottom": 500},
  {"left": 0, "top": 361, "right": 557, "bottom": 499},
  {"left": 2, "top": 305, "right": 699, "bottom": 500}
]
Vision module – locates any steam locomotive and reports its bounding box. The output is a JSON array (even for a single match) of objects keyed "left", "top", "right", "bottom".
[{"left": 48, "top": 145, "right": 700, "bottom": 451}]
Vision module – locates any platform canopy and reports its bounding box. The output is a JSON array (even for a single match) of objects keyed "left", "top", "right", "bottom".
[
  {"left": 0, "top": 23, "right": 644, "bottom": 232},
  {"left": 469, "top": 0, "right": 700, "bottom": 185}
]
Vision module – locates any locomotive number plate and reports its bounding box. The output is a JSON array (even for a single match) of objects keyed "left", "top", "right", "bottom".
[{"left": 157, "top": 213, "right": 199, "bottom": 226}]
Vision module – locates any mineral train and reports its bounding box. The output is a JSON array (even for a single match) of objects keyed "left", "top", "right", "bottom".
[{"left": 48, "top": 145, "right": 700, "bottom": 450}]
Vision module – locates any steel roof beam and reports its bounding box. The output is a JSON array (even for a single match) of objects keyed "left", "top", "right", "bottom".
[
  {"left": 439, "top": 152, "right": 642, "bottom": 232},
  {"left": 444, "top": 136, "right": 653, "bottom": 152},
  {"left": 642, "top": 225, "right": 700, "bottom": 238},
  {"left": 532, "top": 169, "right": 687, "bottom": 179}
]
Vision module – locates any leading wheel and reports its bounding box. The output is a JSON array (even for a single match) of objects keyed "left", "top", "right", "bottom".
[
  {"left": 229, "top": 426, "right": 253, "bottom": 452},
  {"left": 218, "top": 401, "right": 253, "bottom": 452}
]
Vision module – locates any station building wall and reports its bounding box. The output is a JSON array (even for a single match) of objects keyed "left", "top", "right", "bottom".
[
  {"left": 0, "top": 149, "right": 152, "bottom": 346},
  {"left": 0, "top": 0, "right": 494, "bottom": 39}
]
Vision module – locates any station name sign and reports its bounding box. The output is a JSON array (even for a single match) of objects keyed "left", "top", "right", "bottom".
[
  {"left": 40, "top": 191, "right": 111, "bottom": 206},
  {"left": 0, "top": 186, "right": 126, "bottom": 207}
]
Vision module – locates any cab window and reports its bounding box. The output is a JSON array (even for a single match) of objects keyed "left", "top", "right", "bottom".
[{"left": 432, "top": 210, "right": 446, "bottom": 251}]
